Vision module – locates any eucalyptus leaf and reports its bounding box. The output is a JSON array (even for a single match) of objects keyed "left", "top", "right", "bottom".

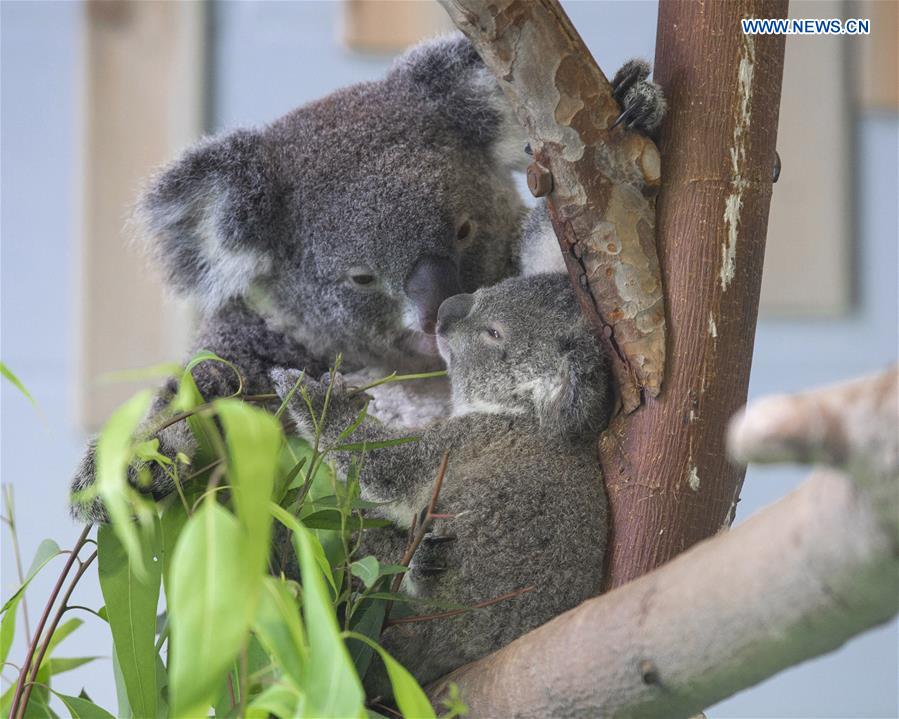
[
  {"left": 349, "top": 556, "right": 380, "bottom": 589},
  {"left": 347, "top": 599, "right": 387, "bottom": 680},
  {"left": 169, "top": 501, "right": 255, "bottom": 717},
  {"left": 301, "top": 509, "right": 391, "bottom": 532},
  {"left": 345, "top": 632, "right": 435, "bottom": 719},
  {"left": 98, "top": 523, "right": 161, "bottom": 719},
  {"left": 270, "top": 504, "right": 338, "bottom": 600},
  {"left": 2, "top": 538, "right": 62, "bottom": 614},
  {"left": 330, "top": 436, "right": 420, "bottom": 453},
  {"left": 294, "top": 523, "right": 365, "bottom": 718},
  {"left": 95, "top": 390, "right": 154, "bottom": 577},
  {"left": 252, "top": 577, "right": 308, "bottom": 686},
  {"left": 246, "top": 682, "right": 303, "bottom": 719},
  {"left": 0, "top": 361, "right": 38, "bottom": 410},
  {"left": 216, "top": 399, "right": 281, "bottom": 576},
  {"left": 51, "top": 692, "right": 117, "bottom": 719},
  {"left": 1, "top": 592, "right": 20, "bottom": 666},
  {"left": 44, "top": 656, "right": 98, "bottom": 676}
]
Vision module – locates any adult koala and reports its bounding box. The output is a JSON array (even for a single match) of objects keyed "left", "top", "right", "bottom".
[
  {"left": 70, "top": 34, "right": 528, "bottom": 522},
  {"left": 271, "top": 271, "right": 614, "bottom": 695}
]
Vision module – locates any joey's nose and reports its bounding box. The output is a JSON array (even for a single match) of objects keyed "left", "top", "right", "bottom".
[
  {"left": 436, "top": 293, "right": 474, "bottom": 336},
  {"left": 405, "top": 255, "right": 463, "bottom": 334}
]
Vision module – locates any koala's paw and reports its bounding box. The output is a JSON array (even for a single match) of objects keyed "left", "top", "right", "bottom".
[
  {"left": 611, "top": 58, "right": 667, "bottom": 135},
  {"left": 69, "top": 442, "right": 110, "bottom": 524},
  {"left": 409, "top": 529, "right": 456, "bottom": 579},
  {"left": 270, "top": 368, "right": 369, "bottom": 438}
]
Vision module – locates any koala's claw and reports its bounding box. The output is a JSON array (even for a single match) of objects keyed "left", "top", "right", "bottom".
[
  {"left": 422, "top": 534, "right": 457, "bottom": 546},
  {"left": 413, "top": 561, "right": 448, "bottom": 577},
  {"left": 611, "top": 58, "right": 650, "bottom": 101},
  {"left": 610, "top": 58, "right": 666, "bottom": 135}
]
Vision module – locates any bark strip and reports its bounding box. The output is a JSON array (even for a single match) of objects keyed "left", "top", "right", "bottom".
[{"left": 440, "top": 0, "right": 667, "bottom": 412}]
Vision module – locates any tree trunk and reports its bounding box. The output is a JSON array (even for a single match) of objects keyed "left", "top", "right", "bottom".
[{"left": 600, "top": 0, "right": 788, "bottom": 589}]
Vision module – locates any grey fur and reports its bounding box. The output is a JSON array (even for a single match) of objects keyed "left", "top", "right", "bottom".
[
  {"left": 70, "top": 34, "right": 530, "bottom": 523},
  {"left": 271, "top": 272, "right": 612, "bottom": 694}
]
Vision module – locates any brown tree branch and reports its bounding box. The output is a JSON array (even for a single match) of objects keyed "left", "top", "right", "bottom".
[
  {"left": 429, "top": 369, "right": 899, "bottom": 718},
  {"left": 440, "top": 0, "right": 667, "bottom": 412}
]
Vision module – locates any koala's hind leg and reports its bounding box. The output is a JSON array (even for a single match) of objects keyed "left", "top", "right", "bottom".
[{"left": 611, "top": 58, "right": 667, "bottom": 135}]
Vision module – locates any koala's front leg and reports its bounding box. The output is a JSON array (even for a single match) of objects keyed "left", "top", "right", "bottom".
[{"left": 272, "top": 369, "right": 443, "bottom": 519}]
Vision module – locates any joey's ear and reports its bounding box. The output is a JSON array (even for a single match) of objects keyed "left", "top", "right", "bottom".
[
  {"left": 139, "top": 129, "right": 286, "bottom": 311},
  {"left": 535, "top": 331, "right": 614, "bottom": 437},
  {"left": 391, "top": 34, "right": 529, "bottom": 172}
]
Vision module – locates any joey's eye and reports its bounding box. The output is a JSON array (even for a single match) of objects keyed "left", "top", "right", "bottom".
[
  {"left": 351, "top": 274, "right": 376, "bottom": 286},
  {"left": 481, "top": 326, "right": 504, "bottom": 343}
]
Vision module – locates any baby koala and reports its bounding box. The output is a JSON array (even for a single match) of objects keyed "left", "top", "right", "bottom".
[{"left": 272, "top": 272, "right": 613, "bottom": 692}]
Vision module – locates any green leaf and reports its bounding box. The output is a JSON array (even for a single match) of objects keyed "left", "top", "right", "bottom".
[
  {"left": 1, "top": 361, "right": 38, "bottom": 410},
  {"left": 168, "top": 501, "right": 255, "bottom": 718},
  {"left": 294, "top": 523, "right": 365, "bottom": 719},
  {"left": 41, "top": 617, "right": 83, "bottom": 658},
  {"left": 300, "top": 509, "right": 391, "bottom": 532},
  {"left": 246, "top": 683, "right": 303, "bottom": 719},
  {"left": 95, "top": 390, "right": 154, "bottom": 577},
  {"left": 345, "top": 632, "right": 435, "bottom": 719},
  {"left": 330, "top": 436, "right": 420, "bottom": 453},
  {"left": 347, "top": 599, "right": 386, "bottom": 680},
  {"left": 111, "top": 643, "right": 132, "bottom": 719},
  {"left": 99, "top": 362, "right": 182, "bottom": 385},
  {"left": 252, "top": 577, "right": 307, "bottom": 686},
  {"left": 98, "top": 524, "right": 160, "bottom": 719},
  {"left": 2, "top": 538, "right": 62, "bottom": 614},
  {"left": 1, "top": 592, "right": 20, "bottom": 665},
  {"left": 216, "top": 399, "right": 281, "bottom": 575},
  {"left": 51, "top": 692, "right": 117, "bottom": 719},
  {"left": 21, "top": 690, "right": 59, "bottom": 719},
  {"left": 349, "top": 556, "right": 381, "bottom": 590},
  {"left": 44, "top": 656, "right": 98, "bottom": 676},
  {"left": 269, "top": 504, "right": 338, "bottom": 600},
  {"left": 159, "top": 499, "right": 188, "bottom": 601}
]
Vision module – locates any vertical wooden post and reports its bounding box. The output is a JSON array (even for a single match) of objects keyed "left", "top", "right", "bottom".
[{"left": 600, "top": 0, "right": 788, "bottom": 589}]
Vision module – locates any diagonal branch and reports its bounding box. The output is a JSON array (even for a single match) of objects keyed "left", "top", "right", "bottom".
[{"left": 440, "top": 0, "right": 666, "bottom": 412}]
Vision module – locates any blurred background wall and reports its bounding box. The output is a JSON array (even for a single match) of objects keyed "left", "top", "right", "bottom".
[{"left": 2, "top": 1, "right": 896, "bottom": 715}]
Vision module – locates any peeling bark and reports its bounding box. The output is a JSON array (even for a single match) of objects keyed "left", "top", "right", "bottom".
[
  {"left": 599, "top": 0, "right": 788, "bottom": 589},
  {"left": 440, "top": 0, "right": 667, "bottom": 412},
  {"left": 429, "top": 369, "right": 899, "bottom": 718}
]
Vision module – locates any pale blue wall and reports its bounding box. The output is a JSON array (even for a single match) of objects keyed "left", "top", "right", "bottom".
[{"left": 2, "top": 2, "right": 896, "bottom": 715}]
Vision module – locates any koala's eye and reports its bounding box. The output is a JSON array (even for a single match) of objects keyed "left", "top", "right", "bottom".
[
  {"left": 455, "top": 219, "right": 476, "bottom": 248},
  {"left": 345, "top": 267, "right": 379, "bottom": 289},
  {"left": 481, "top": 325, "right": 504, "bottom": 343}
]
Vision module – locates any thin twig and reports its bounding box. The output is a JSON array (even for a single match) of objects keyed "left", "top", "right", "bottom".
[
  {"left": 380, "top": 451, "right": 451, "bottom": 634},
  {"left": 392, "top": 450, "right": 451, "bottom": 593},
  {"left": 384, "top": 586, "right": 536, "bottom": 627},
  {"left": 17, "top": 548, "right": 98, "bottom": 719},
  {"left": 3, "top": 487, "right": 32, "bottom": 645},
  {"left": 350, "top": 369, "right": 448, "bottom": 396},
  {"left": 8, "top": 524, "right": 91, "bottom": 719}
]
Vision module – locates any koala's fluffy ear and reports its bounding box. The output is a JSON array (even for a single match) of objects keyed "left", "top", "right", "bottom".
[
  {"left": 139, "top": 129, "right": 285, "bottom": 311},
  {"left": 535, "top": 330, "right": 614, "bottom": 437},
  {"left": 392, "top": 34, "right": 529, "bottom": 172}
]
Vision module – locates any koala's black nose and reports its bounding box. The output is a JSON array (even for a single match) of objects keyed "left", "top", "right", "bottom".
[
  {"left": 436, "top": 293, "right": 474, "bottom": 336},
  {"left": 405, "top": 255, "right": 463, "bottom": 335}
]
